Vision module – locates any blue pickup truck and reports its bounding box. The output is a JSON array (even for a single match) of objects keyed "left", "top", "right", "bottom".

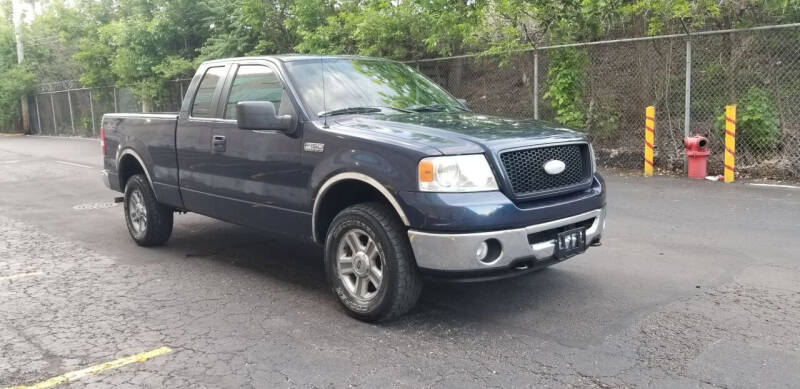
[{"left": 101, "top": 55, "right": 606, "bottom": 321}]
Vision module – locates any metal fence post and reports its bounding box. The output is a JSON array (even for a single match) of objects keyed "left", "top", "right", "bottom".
[
  {"left": 88, "top": 89, "right": 96, "bottom": 136},
  {"left": 50, "top": 93, "right": 57, "bottom": 135},
  {"left": 34, "top": 95, "right": 42, "bottom": 135},
  {"left": 533, "top": 50, "right": 539, "bottom": 120},
  {"left": 67, "top": 90, "right": 76, "bottom": 135},
  {"left": 113, "top": 87, "right": 118, "bottom": 113},
  {"left": 684, "top": 38, "right": 692, "bottom": 172}
]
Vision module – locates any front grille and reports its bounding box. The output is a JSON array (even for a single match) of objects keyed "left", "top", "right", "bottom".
[{"left": 499, "top": 144, "right": 591, "bottom": 197}]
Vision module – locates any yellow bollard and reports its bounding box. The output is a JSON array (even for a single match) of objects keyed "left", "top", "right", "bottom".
[
  {"left": 724, "top": 105, "right": 736, "bottom": 183},
  {"left": 644, "top": 106, "right": 655, "bottom": 177}
]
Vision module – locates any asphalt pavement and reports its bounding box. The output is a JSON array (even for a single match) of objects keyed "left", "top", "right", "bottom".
[{"left": 0, "top": 134, "right": 798, "bottom": 388}]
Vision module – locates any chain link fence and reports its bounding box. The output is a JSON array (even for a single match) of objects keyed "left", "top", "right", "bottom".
[
  {"left": 26, "top": 24, "right": 800, "bottom": 180},
  {"left": 412, "top": 24, "right": 800, "bottom": 180},
  {"left": 28, "top": 80, "right": 190, "bottom": 137}
]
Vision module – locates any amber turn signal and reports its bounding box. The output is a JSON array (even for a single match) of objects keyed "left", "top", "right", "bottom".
[{"left": 418, "top": 160, "right": 434, "bottom": 182}]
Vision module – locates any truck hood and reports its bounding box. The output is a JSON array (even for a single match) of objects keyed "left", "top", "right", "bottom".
[{"left": 333, "top": 112, "right": 587, "bottom": 155}]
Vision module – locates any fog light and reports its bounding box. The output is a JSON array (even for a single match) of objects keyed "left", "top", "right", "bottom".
[
  {"left": 477, "top": 239, "right": 502, "bottom": 264},
  {"left": 476, "top": 241, "right": 489, "bottom": 260}
]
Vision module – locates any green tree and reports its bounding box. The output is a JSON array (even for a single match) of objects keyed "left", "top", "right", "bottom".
[
  {"left": 6, "top": 0, "right": 800, "bottom": 122},
  {"left": 293, "top": 0, "right": 481, "bottom": 60},
  {"left": 0, "top": 2, "right": 34, "bottom": 132},
  {"left": 22, "top": 0, "right": 89, "bottom": 83},
  {"left": 199, "top": 0, "right": 296, "bottom": 59},
  {"left": 75, "top": 0, "right": 214, "bottom": 110},
  {"left": 622, "top": 0, "right": 800, "bottom": 35},
  {"left": 471, "top": 0, "right": 626, "bottom": 58}
]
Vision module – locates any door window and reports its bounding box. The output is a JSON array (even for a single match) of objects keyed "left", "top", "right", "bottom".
[
  {"left": 191, "top": 66, "right": 227, "bottom": 118},
  {"left": 224, "top": 66, "right": 285, "bottom": 120}
]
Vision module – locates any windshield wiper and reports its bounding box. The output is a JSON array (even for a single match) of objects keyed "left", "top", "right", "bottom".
[
  {"left": 408, "top": 103, "right": 466, "bottom": 113},
  {"left": 318, "top": 106, "right": 411, "bottom": 117}
]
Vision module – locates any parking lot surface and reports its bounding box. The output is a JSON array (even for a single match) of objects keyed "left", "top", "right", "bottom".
[{"left": 1, "top": 135, "right": 799, "bottom": 388}]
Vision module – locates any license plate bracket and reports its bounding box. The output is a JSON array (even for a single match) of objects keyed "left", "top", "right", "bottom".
[{"left": 555, "top": 227, "right": 587, "bottom": 260}]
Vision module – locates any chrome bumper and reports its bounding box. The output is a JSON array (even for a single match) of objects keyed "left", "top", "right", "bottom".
[{"left": 408, "top": 208, "right": 605, "bottom": 272}]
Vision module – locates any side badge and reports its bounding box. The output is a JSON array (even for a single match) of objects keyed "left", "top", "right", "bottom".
[{"left": 304, "top": 142, "right": 325, "bottom": 153}]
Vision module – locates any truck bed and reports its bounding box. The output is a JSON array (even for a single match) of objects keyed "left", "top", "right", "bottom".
[{"left": 102, "top": 112, "right": 182, "bottom": 208}]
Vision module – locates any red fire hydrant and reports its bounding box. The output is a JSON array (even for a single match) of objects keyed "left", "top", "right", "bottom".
[{"left": 684, "top": 135, "right": 710, "bottom": 179}]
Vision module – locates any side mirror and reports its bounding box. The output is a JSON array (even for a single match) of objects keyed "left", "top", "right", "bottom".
[
  {"left": 236, "top": 101, "right": 294, "bottom": 133},
  {"left": 457, "top": 98, "right": 468, "bottom": 109}
]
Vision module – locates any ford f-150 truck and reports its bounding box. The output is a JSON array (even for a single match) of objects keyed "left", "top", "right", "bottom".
[{"left": 101, "top": 55, "right": 606, "bottom": 321}]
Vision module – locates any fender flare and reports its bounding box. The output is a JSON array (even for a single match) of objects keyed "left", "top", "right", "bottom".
[
  {"left": 312, "top": 172, "right": 410, "bottom": 242},
  {"left": 117, "top": 148, "right": 155, "bottom": 191}
]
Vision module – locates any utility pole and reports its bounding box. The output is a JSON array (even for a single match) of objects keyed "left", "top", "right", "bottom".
[{"left": 11, "top": 0, "right": 30, "bottom": 133}]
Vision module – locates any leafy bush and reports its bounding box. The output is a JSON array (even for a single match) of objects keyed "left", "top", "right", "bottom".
[
  {"left": 0, "top": 65, "right": 34, "bottom": 132},
  {"left": 543, "top": 48, "right": 588, "bottom": 128},
  {"left": 1, "top": 21, "right": 35, "bottom": 132},
  {"left": 715, "top": 87, "right": 781, "bottom": 152},
  {"left": 586, "top": 101, "right": 620, "bottom": 140}
]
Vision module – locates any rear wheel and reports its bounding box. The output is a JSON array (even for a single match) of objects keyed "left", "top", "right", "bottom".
[
  {"left": 325, "top": 202, "right": 423, "bottom": 322},
  {"left": 124, "top": 174, "right": 173, "bottom": 246}
]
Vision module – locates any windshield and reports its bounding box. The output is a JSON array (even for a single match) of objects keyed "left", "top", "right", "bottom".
[{"left": 284, "top": 58, "right": 465, "bottom": 118}]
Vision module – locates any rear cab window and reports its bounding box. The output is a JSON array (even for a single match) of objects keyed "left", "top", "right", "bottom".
[{"left": 191, "top": 66, "right": 227, "bottom": 118}]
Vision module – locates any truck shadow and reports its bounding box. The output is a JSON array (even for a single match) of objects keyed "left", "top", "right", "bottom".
[{"left": 165, "top": 217, "right": 594, "bottom": 332}]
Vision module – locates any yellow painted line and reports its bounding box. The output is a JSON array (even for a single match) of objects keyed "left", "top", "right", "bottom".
[
  {"left": 0, "top": 272, "right": 43, "bottom": 281},
  {"left": 8, "top": 346, "right": 173, "bottom": 389}
]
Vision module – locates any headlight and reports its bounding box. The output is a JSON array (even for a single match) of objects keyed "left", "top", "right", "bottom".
[{"left": 418, "top": 154, "right": 498, "bottom": 192}]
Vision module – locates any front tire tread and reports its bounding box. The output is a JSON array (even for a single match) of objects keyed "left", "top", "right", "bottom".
[{"left": 325, "top": 202, "right": 423, "bottom": 322}]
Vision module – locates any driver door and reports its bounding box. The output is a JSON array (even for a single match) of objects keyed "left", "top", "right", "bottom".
[{"left": 207, "top": 62, "right": 309, "bottom": 236}]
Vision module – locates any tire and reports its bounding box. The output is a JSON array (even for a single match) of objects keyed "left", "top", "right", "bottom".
[
  {"left": 123, "top": 174, "right": 173, "bottom": 247},
  {"left": 324, "top": 202, "right": 423, "bottom": 322}
]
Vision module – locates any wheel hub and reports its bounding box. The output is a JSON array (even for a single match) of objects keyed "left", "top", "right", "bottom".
[
  {"left": 352, "top": 252, "right": 370, "bottom": 277},
  {"left": 128, "top": 189, "right": 148, "bottom": 234}
]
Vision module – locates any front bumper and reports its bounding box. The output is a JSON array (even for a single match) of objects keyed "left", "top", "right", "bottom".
[
  {"left": 408, "top": 208, "right": 605, "bottom": 276},
  {"left": 397, "top": 174, "right": 605, "bottom": 232}
]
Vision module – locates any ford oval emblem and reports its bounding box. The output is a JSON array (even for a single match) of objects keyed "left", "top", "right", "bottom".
[{"left": 543, "top": 159, "right": 566, "bottom": 175}]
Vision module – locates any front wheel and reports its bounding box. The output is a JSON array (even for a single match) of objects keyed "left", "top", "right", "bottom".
[
  {"left": 325, "top": 202, "right": 423, "bottom": 322},
  {"left": 124, "top": 174, "right": 173, "bottom": 246}
]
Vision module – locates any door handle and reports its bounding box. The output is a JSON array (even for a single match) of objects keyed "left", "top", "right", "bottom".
[{"left": 212, "top": 135, "right": 226, "bottom": 152}]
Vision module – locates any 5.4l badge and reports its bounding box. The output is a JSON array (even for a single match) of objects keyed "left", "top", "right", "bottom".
[{"left": 304, "top": 142, "right": 325, "bottom": 153}]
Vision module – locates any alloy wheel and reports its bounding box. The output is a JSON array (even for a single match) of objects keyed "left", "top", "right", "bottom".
[{"left": 336, "top": 228, "right": 384, "bottom": 300}]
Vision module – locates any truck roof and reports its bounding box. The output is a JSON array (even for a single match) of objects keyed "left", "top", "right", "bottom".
[{"left": 201, "top": 54, "right": 396, "bottom": 65}]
